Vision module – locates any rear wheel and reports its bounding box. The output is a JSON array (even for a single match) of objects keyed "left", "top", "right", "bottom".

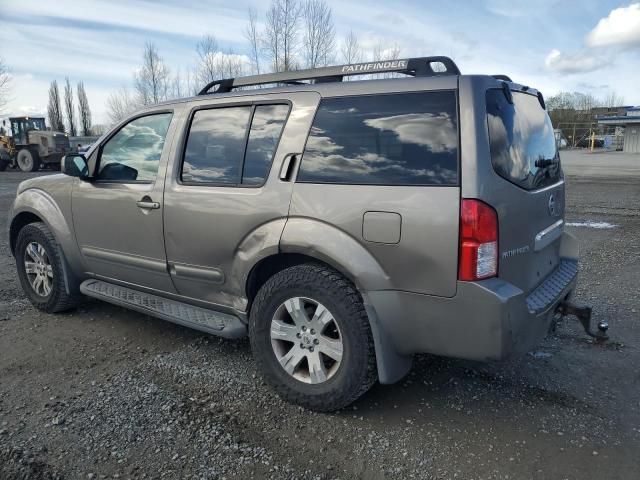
[
  {"left": 16, "top": 149, "right": 39, "bottom": 172},
  {"left": 15, "top": 222, "right": 82, "bottom": 313},
  {"left": 249, "top": 263, "right": 377, "bottom": 411}
]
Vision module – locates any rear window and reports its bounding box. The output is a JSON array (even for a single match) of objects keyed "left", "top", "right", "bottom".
[
  {"left": 298, "top": 92, "right": 458, "bottom": 185},
  {"left": 486, "top": 89, "right": 561, "bottom": 190},
  {"left": 181, "top": 104, "right": 289, "bottom": 185}
]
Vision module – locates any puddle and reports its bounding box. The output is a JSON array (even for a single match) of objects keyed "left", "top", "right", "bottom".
[{"left": 565, "top": 221, "right": 617, "bottom": 229}]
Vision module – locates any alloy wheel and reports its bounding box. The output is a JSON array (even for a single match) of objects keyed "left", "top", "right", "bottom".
[
  {"left": 24, "top": 241, "right": 53, "bottom": 297},
  {"left": 270, "top": 297, "right": 343, "bottom": 384}
]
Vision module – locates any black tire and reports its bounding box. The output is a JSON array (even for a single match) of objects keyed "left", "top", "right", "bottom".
[
  {"left": 0, "top": 159, "right": 8, "bottom": 172},
  {"left": 16, "top": 148, "right": 39, "bottom": 172},
  {"left": 249, "top": 263, "right": 377, "bottom": 412},
  {"left": 15, "top": 222, "right": 82, "bottom": 313}
]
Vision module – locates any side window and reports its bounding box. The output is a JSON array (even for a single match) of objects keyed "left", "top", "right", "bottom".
[
  {"left": 181, "top": 104, "right": 289, "bottom": 186},
  {"left": 97, "top": 113, "right": 172, "bottom": 182},
  {"left": 182, "top": 106, "right": 252, "bottom": 184},
  {"left": 242, "top": 104, "right": 289, "bottom": 185},
  {"left": 298, "top": 92, "right": 459, "bottom": 185}
]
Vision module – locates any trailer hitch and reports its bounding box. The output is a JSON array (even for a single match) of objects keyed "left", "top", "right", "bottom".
[{"left": 557, "top": 301, "right": 609, "bottom": 343}]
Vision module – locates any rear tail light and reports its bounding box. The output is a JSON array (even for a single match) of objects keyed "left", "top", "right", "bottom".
[{"left": 458, "top": 199, "right": 498, "bottom": 281}]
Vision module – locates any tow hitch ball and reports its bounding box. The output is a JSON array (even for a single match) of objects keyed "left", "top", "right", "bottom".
[{"left": 557, "top": 301, "right": 609, "bottom": 343}]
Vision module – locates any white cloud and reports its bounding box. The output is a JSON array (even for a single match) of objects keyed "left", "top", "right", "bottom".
[
  {"left": 545, "top": 3, "right": 640, "bottom": 76},
  {"left": 544, "top": 49, "right": 608, "bottom": 74},
  {"left": 586, "top": 3, "right": 640, "bottom": 48}
]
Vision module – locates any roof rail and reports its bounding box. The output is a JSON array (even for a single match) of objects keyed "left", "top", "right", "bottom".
[{"left": 197, "top": 56, "right": 461, "bottom": 95}]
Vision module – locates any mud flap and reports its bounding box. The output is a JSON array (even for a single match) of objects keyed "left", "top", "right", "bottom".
[{"left": 363, "top": 297, "right": 413, "bottom": 384}]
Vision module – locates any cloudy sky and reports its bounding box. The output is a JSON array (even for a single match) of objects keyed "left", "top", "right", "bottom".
[{"left": 1, "top": 0, "right": 640, "bottom": 125}]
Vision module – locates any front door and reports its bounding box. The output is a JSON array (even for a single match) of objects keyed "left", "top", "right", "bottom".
[
  {"left": 72, "top": 110, "right": 178, "bottom": 292},
  {"left": 163, "top": 92, "right": 320, "bottom": 311}
]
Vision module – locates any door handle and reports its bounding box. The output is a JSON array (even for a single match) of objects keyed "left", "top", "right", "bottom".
[
  {"left": 279, "top": 153, "right": 300, "bottom": 181},
  {"left": 136, "top": 200, "right": 160, "bottom": 209}
]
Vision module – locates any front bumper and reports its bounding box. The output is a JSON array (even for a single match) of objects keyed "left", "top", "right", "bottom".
[{"left": 369, "top": 259, "right": 577, "bottom": 363}]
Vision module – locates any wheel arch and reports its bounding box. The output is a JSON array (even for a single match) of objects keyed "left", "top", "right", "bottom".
[
  {"left": 247, "top": 218, "right": 412, "bottom": 385},
  {"left": 9, "top": 211, "right": 43, "bottom": 254},
  {"left": 10, "top": 189, "right": 84, "bottom": 287},
  {"left": 246, "top": 252, "right": 356, "bottom": 311}
]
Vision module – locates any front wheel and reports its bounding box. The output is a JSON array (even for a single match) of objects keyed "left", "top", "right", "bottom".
[
  {"left": 15, "top": 222, "right": 82, "bottom": 313},
  {"left": 16, "top": 149, "right": 39, "bottom": 172},
  {"left": 249, "top": 263, "right": 377, "bottom": 411}
]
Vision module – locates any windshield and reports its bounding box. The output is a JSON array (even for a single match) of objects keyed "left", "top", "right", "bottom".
[
  {"left": 11, "top": 118, "right": 46, "bottom": 137},
  {"left": 24, "top": 118, "right": 46, "bottom": 131},
  {"left": 486, "top": 89, "right": 561, "bottom": 190}
]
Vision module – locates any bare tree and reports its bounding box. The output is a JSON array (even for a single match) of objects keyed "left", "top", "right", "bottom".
[
  {"left": 371, "top": 41, "right": 401, "bottom": 62},
  {"left": 170, "top": 69, "right": 184, "bottom": 99},
  {"left": 106, "top": 87, "right": 139, "bottom": 125},
  {"left": 264, "top": 0, "right": 301, "bottom": 72},
  {"left": 184, "top": 69, "right": 200, "bottom": 97},
  {"left": 302, "top": 0, "right": 335, "bottom": 68},
  {"left": 371, "top": 42, "right": 402, "bottom": 78},
  {"left": 341, "top": 30, "right": 362, "bottom": 64},
  {"left": 245, "top": 7, "right": 262, "bottom": 75},
  {"left": 63, "top": 77, "right": 77, "bottom": 136},
  {"left": 196, "top": 35, "right": 220, "bottom": 84},
  {"left": 47, "top": 81, "right": 65, "bottom": 132},
  {"left": 603, "top": 91, "right": 624, "bottom": 108},
  {"left": 0, "top": 57, "right": 10, "bottom": 112},
  {"left": 77, "top": 81, "right": 92, "bottom": 136},
  {"left": 134, "top": 43, "right": 171, "bottom": 105}
]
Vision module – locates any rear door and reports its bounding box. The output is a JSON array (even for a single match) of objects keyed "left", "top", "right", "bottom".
[
  {"left": 162, "top": 92, "right": 320, "bottom": 310},
  {"left": 464, "top": 79, "right": 565, "bottom": 293},
  {"left": 290, "top": 86, "right": 461, "bottom": 297}
]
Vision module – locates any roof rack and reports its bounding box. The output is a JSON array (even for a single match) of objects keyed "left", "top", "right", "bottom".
[{"left": 198, "top": 56, "right": 461, "bottom": 95}]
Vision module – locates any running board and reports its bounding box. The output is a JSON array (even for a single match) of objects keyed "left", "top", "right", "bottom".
[{"left": 80, "top": 279, "right": 246, "bottom": 339}]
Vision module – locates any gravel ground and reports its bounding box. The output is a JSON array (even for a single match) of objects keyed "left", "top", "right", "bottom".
[{"left": 1, "top": 155, "right": 639, "bottom": 479}]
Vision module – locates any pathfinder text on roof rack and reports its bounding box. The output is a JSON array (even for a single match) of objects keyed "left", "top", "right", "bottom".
[{"left": 341, "top": 60, "right": 408, "bottom": 73}]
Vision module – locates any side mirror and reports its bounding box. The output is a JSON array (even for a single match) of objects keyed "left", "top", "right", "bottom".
[{"left": 61, "top": 154, "right": 89, "bottom": 179}]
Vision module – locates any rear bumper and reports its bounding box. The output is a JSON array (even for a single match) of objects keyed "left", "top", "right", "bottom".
[{"left": 369, "top": 258, "right": 577, "bottom": 364}]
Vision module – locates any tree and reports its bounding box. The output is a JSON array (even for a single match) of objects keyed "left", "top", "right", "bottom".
[
  {"left": 371, "top": 41, "right": 401, "bottom": 62},
  {"left": 195, "top": 35, "right": 245, "bottom": 87},
  {"left": 106, "top": 86, "right": 139, "bottom": 125},
  {"left": 0, "top": 57, "right": 10, "bottom": 112},
  {"left": 77, "top": 81, "right": 92, "bottom": 136},
  {"left": 47, "top": 81, "right": 65, "bottom": 132},
  {"left": 341, "top": 30, "right": 362, "bottom": 64},
  {"left": 264, "top": 0, "right": 301, "bottom": 72},
  {"left": 196, "top": 35, "right": 220, "bottom": 85},
  {"left": 63, "top": 77, "right": 77, "bottom": 136},
  {"left": 134, "top": 43, "right": 170, "bottom": 105},
  {"left": 170, "top": 69, "right": 184, "bottom": 99},
  {"left": 302, "top": 0, "right": 335, "bottom": 68},
  {"left": 371, "top": 42, "right": 401, "bottom": 78},
  {"left": 603, "top": 91, "right": 624, "bottom": 108},
  {"left": 245, "top": 7, "right": 262, "bottom": 75}
]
